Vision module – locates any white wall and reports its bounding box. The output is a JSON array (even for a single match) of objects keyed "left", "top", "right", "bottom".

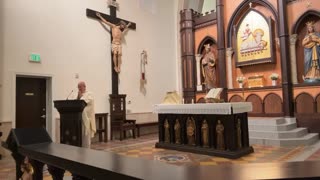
[
  {"left": 187, "top": 0, "right": 204, "bottom": 12},
  {"left": 0, "top": 0, "right": 178, "bottom": 139},
  {"left": 202, "top": 0, "right": 216, "bottom": 13}
]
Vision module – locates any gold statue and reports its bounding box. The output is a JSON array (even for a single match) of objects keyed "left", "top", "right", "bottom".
[
  {"left": 164, "top": 119, "right": 170, "bottom": 143},
  {"left": 20, "top": 157, "right": 34, "bottom": 180},
  {"left": 237, "top": 119, "right": 242, "bottom": 148},
  {"left": 174, "top": 119, "right": 181, "bottom": 144},
  {"left": 216, "top": 120, "right": 225, "bottom": 150},
  {"left": 162, "top": 91, "right": 182, "bottom": 104},
  {"left": 187, "top": 117, "right": 196, "bottom": 145},
  {"left": 302, "top": 21, "right": 320, "bottom": 81},
  {"left": 201, "top": 120, "right": 209, "bottom": 147}
]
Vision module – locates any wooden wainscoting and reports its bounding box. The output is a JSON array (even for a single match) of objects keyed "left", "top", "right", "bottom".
[
  {"left": 316, "top": 94, "right": 320, "bottom": 113},
  {"left": 295, "top": 93, "right": 315, "bottom": 113},
  {"left": 228, "top": 86, "right": 283, "bottom": 117},
  {"left": 246, "top": 94, "right": 263, "bottom": 116},
  {"left": 294, "top": 91, "right": 320, "bottom": 133},
  {"left": 263, "top": 93, "right": 283, "bottom": 116},
  {"left": 229, "top": 95, "right": 243, "bottom": 102},
  {"left": 296, "top": 113, "right": 320, "bottom": 133},
  {"left": 202, "top": 85, "right": 320, "bottom": 133}
]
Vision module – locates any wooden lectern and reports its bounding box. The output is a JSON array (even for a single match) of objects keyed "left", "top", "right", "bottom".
[{"left": 54, "top": 100, "right": 86, "bottom": 147}]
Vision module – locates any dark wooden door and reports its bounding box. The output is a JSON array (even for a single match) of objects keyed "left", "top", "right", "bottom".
[{"left": 16, "top": 77, "right": 46, "bottom": 128}]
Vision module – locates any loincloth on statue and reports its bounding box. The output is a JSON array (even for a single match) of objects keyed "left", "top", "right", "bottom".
[{"left": 112, "top": 43, "right": 122, "bottom": 55}]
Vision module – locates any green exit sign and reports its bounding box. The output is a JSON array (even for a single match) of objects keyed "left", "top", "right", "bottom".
[{"left": 29, "top": 53, "right": 41, "bottom": 63}]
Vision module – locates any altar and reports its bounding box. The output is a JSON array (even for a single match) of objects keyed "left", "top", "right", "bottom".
[{"left": 153, "top": 102, "right": 253, "bottom": 159}]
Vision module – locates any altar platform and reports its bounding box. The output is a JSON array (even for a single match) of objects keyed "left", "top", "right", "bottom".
[{"left": 153, "top": 102, "right": 254, "bottom": 159}]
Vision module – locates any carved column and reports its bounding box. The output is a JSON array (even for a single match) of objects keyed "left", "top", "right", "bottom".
[
  {"left": 30, "top": 160, "right": 45, "bottom": 180},
  {"left": 226, "top": 48, "right": 234, "bottom": 89},
  {"left": 12, "top": 152, "right": 24, "bottom": 180},
  {"left": 216, "top": 0, "right": 227, "bottom": 101},
  {"left": 195, "top": 54, "right": 203, "bottom": 91},
  {"left": 290, "top": 34, "right": 298, "bottom": 84},
  {"left": 180, "top": 9, "right": 196, "bottom": 103},
  {"left": 48, "top": 165, "right": 65, "bottom": 180},
  {"left": 278, "top": 0, "right": 294, "bottom": 117}
]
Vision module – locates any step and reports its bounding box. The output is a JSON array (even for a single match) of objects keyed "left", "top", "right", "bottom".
[
  {"left": 249, "top": 127, "right": 308, "bottom": 139},
  {"left": 248, "top": 117, "right": 286, "bottom": 125},
  {"left": 250, "top": 133, "right": 319, "bottom": 147},
  {"left": 249, "top": 122, "right": 297, "bottom": 131}
]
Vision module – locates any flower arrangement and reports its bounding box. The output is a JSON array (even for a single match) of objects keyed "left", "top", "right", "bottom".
[
  {"left": 236, "top": 76, "right": 245, "bottom": 83},
  {"left": 269, "top": 73, "right": 279, "bottom": 80}
]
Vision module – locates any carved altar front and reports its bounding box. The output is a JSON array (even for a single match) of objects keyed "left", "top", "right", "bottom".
[{"left": 153, "top": 102, "right": 253, "bottom": 159}]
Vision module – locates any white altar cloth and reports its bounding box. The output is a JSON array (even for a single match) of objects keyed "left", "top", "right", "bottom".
[{"left": 153, "top": 102, "right": 252, "bottom": 115}]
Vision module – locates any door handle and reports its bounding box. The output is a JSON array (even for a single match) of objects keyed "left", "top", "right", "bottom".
[{"left": 41, "top": 115, "right": 46, "bottom": 119}]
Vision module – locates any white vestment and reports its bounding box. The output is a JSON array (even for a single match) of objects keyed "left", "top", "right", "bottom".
[{"left": 74, "top": 91, "right": 96, "bottom": 148}]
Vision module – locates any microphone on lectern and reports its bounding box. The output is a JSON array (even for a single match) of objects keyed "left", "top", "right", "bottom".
[{"left": 66, "top": 90, "right": 74, "bottom": 100}]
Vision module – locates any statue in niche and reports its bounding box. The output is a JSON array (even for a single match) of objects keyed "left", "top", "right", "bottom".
[
  {"left": 174, "top": 119, "right": 181, "bottom": 144},
  {"left": 216, "top": 120, "right": 225, "bottom": 150},
  {"left": 164, "top": 119, "right": 170, "bottom": 143},
  {"left": 201, "top": 44, "right": 217, "bottom": 90},
  {"left": 302, "top": 21, "right": 320, "bottom": 81},
  {"left": 237, "top": 119, "right": 242, "bottom": 148},
  {"left": 201, "top": 120, "right": 209, "bottom": 147},
  {"left": 187, "top": 117, "right": 196, "bottom": 145}
]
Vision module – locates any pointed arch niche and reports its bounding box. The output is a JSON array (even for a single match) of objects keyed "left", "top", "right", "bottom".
[
  {"left": 291, "top": 10, "right": 320, "bottom": 83},
  {"left": 234, "top": 10, "right": 274, "bottom": 67},
  {"left": 196, "top": 36, "right": 217, "bottom": 91},
  {"left": 226, "top": 0, "right": 279, "bottom": 88}
]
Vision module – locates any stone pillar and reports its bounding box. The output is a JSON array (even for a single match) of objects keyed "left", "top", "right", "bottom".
[
  {"left": 195, "top": 54, "right": 203, "bottom": 91},
  {"left": 226, "top": 48, "right": 234, "bottom": 89},
  {"left": 290, "top": 34, "right": 298, "bottom": 84},
  {"left": 180, "top": 9, "right": 196, "bottom": 103}
]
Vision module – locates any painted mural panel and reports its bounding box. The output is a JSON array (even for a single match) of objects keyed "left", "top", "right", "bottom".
[{"left": 236, "top": 10, "right": 273, "bottom": 66}]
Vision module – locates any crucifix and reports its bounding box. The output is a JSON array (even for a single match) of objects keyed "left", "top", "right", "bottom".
[{"left": 86, "top": 0, "right": 136, "bottom": 95}]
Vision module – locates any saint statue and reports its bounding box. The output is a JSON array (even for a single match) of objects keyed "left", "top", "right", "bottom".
[
  {"left": 96, "top": 12, "right": 132, "bottom": 73},
  {"left": 237, "top": 119, "right": 242, "bottom": 149},
  {"left": 216, "top": 120, "right": 225, "bottom": 150},
  {"left": 174, "top": 119, "right": 181, "bottom": 144},
  {"left": 20, "top": 157, "right": 34, "bottom": 180},
  {"left": 201, "top": 44, "right": 217, "bottom": 90},
  {"left": 164, "top": 119, "right": 170, "bottom": 143},
  {"left": 187, "top": 117, "right": 196, "bottom": 145},
  {"left": 302, "top": 21, "right": 320, "bottom": 81},
  {"left": 201, "top": 120, "right": 209, "bottom": 147}
]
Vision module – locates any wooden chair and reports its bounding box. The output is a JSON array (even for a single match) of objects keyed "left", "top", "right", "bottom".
[
  {"left": 110, "top": 94, "right": 136, "bottom": 141},
  {"left": 95, "top": 113, "right": 108, "bottom": 142}
]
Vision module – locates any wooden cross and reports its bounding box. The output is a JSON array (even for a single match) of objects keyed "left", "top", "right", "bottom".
[{"left": 86, "top": 0, "right": 136, "bottom": 95}]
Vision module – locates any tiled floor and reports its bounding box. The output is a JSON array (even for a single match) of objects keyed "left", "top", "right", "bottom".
[{"left": 1, "top": 133, "right": 320, "bottom": 179}]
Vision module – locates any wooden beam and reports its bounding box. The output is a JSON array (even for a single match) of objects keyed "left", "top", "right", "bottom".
[{"left": 86, "top": 9, "right": 136, "bottom": 30}]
